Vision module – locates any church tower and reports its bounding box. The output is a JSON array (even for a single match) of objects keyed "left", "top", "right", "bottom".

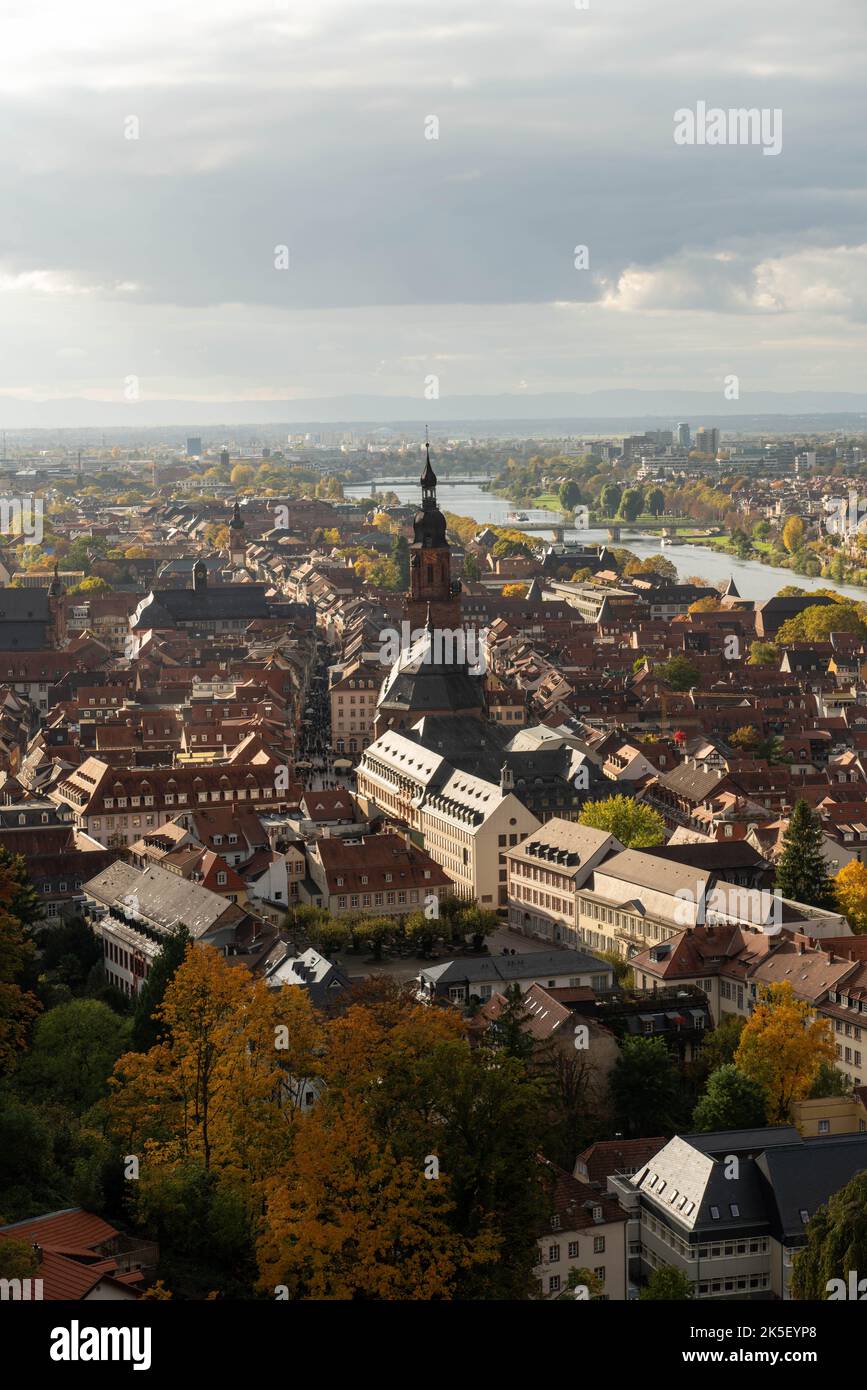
[
  {"left": 229, "top": 498, "right": 246, "bottom": 567},
  {"left": 405, "top": 440, "right": 460, "bottom": 631}
]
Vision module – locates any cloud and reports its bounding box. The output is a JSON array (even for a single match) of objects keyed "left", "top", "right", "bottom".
[{"left": 0, "top": 0, "right": 865, "bottom": 409}]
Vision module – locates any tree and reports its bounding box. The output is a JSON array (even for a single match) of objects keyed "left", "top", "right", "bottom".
[
  {"left": 640, "top": 1266, "right": 693, "bottom": 1300},
  {"left": 599, "top": 483, "right": 621, "bottom": 516},
  {"left": 691, "top": 1065, "right": 767, "bottom": 1131},
  {"left": 735, "top": 982, "right": 836, "bottom": 1124},
  {"left": 559, "top": 480, "right": 581, "bottom": 510},
  {"left": 834, "top": 859, "right": 867, "bottom": 934},
  {"left": 654, "top": 654, "right": 700, "bottom": 691},
  {"left": 18, "top": 999, "right": 130, "bottom": 1114},
  {"left": 554, "top": 1266, "right": 605, "bottom": 1300},
  {"left": 749, "top": 640, "right": 779, "bottom": 666},
  {"left": 463, "top": 553, "right": 480, "bottom": 581},
  {"left": 579, "top": 795, "right": 665, "bottom": 849},
  {"left": 0, "top": 865, "right": 41, "bottom": 1075},
  {"left": 729, "top": 725, "right": 761, "bottom": 752},
  {"left": 646, "top": 487, "right": 665, "bottom": 517},
  {"left": 688, "top": 596, "right": 721, "bottom": 613},
  {"left": 696, "top": 1013, "right": 746, "bottom": 1077},
  {"left": 791, "top": 1171, "right": 867, "bottom": 1300},
  {"left": 775, "top": 799, "right": 836, "bottom": 910},
  {"left": 257, "top": 1098, "right": 486, "bottom": 1299},
  {"left": 501, "top": 583, "right": 528, "bottom": 598},
  {"left": 808, "top": 1060, "right": 851, "bottom": 1099},
  {"left": 775, "top": 602, "right": 867, "bottom": 645},
  {"left": 230, "top": 464, "right": 254, "bottom": 487},
  {"left": 782, "top": 515, "right": 805, "bottom": 553},
  {"left": 487, "top": 983, "right": 535, "bottom": 1061},
  {"left": 609, "top": 1036, "right": 683, "bottom": 1137},
  {"left": 618, "top": 487, "right": 643, "bottom": 523},
  {"left": 131, "top": 926, "right": 191, "bottom": 1051}
]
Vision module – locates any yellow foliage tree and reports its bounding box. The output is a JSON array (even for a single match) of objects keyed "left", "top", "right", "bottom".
[
  {"left": 734, "top": 982, "right": 835, "bottom": 1123},
  {"left": 256, "top": 1098, "right": 494, "bottom": 1299},
  {"left": 108, "top": 944, "right": 321, "bottom": 1183},
  {"left": 782, "top": 515, "right": 805, "bottom": 553},
  {"left": 501, "top": 583, "right": 528, "bottom": 598},
  {"left": 834, "top": 859, "right": 867, "bottom": 934}
]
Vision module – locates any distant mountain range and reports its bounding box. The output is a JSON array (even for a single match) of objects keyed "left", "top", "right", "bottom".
[{"left": 2, "top": 389, "right": 867, "bottom": 435}]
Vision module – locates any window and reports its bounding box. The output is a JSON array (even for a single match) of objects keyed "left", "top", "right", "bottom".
[
  {"left": 593, "top": 1236, "right": 605, "bottom": 1254},
  {"left": 548, "top": 1275, "right": 560, "bottom": 1294},
  {"left": 818, "top": 1119, "right": 830, "bottom": 1135},
  {"left": 568, "top": 1241, "right": 579, "bottom": 1259},
  {"left": 548, "top": 1244, "right": 560, "bottom": 1263}
]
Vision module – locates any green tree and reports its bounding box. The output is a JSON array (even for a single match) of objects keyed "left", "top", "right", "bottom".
[
  {"left": 17, "top": 999, "right": 130, "bottom": 1114},
  {"left": 646, "top": 487, "right": 665, "bottom": 517},
  {"left": 487, "top": 983, "right": 535, "bottom": 1062},
  {"left": 654, "top": 654, "right": 700, "bottom": 691},
  {"left": 696, "top": 1013, "right": 746, "bottom": 1076},
  {"left": 791, "top": 1171, "right": 867, "bottom": 1300},
  {"left": 692, "top": 1065, "right": 767, "bottom": 1131},
  {"left": 579, "top": 795, "right": 665, "bottom": 849},
  {"left": 559, "top": 479, "right": 581, "bottom": 510},
  {"left": 640, "top": 1266, "right": 693, "bottom": 1300},
  {"left": 618, "top": 487, "right": 644, "bottom": 523},
  {"left": 131, "top": 926, "right": 191, "bottom": 1051},
  {"left": 775, "top": 799, "right": 836, "bottom": 910},
  {"left": 807, "top": 1060, "right": 851, "bottom": 1099},
  {"left": 609, "top": 1035, "right": 683, "bottom": 1137},
  {"left": 599, "top": 483, "right": 622, "bottom": 517},
  {"left": 749, "top": 640, "right": 779, "bottom": 666}
]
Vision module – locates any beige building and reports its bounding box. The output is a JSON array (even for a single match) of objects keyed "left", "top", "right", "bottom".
[
  {"left": 535, "top": 1161, "right": 628, "bottom": 1301},
  {"left": 506, "top": 819, "right": 624, "bottom": 946},
  {"left": 356, "top": 728, "right": 540, "bottom": 906},
  {"left": 328, "top": 661, "right": 381, "bottom": 758},
  {"left": 791, "top": 1093, "right": 867, "bottom": 1138}
]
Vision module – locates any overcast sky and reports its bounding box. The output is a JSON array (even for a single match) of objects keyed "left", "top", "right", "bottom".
[{"left": 1, "top": 0, "right": 865, "bottom": 418}]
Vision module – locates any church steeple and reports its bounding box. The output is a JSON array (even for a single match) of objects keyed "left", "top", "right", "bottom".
[
  {"left": 405, "top": 435, "right": 460, "bottom": 630},
  {"left": 229, "top": 498, "right": 246, "bottom": 566}
]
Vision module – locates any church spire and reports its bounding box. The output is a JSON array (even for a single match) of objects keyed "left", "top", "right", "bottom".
[{"left": 420, "top": 427, "right": 437, "bottom": 508}]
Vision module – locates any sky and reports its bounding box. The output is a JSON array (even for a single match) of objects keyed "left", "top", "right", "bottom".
[{"left": 1, "top": 0, "right": 866, "bottom": 421}]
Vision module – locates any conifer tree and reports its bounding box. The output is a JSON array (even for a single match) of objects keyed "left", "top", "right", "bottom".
[{"left": 775, "top": 799, "right": 836, "bottom": 910}]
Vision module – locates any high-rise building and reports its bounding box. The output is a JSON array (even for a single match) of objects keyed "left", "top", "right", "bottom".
[
  {"left": 676, "top": 422, "right": 690, "bottom": 449},
  {"left": 186, "top": 437, "right": 202, "bottom": 457},
  {"left": 694, "top": 427, "right": 720, "bottom": 457}
]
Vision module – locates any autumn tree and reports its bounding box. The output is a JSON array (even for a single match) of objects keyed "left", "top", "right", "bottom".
[
  {"left": 501, "top": 583, "right": 528, "bottom": 598},
  {"left": 749, "top": 640, "right": 779, "bottom": 666},
  {"left": 579, "top": 795, "right": 665, "bottom": 849},
  {"left": 734, "top": 982, "right": 835, "bottom": 1123},
  {"left": 782, "top": 515, "right": 805, "bottom": 553},
  {"left": 834, "top": 859, "right": 867, "bottom": 934},
  {"left": 775, "top": 799, "right": 836, "bottom": 910}
]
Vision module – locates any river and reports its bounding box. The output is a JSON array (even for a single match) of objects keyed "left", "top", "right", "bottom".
[{"left": 346, "top": 480, "right": 865, "bottom": 605}]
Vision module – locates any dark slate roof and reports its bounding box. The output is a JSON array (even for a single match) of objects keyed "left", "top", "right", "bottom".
[
  {"left": 0, "top": 590, "right": 50, "bottom": 620},
  {"left": 0, "top": 622, "right": 50, "bottom": 650},
  {"left": 756, "top": 1134, "right": 867, "bottom": 1242},
  {"left": 642, "top": 842, "right": 768, "bottom": 873},
  {"left": 422, "top": 949, "right": 610, "bottom": 987},
  {"left": 379, "top": 666, "right": 484, "bottom": 716},
  {"left": 405, "top": 713, "right": 578, "bottom": 789},
  {"left": 134, "top": 585, "right": 270, "bottom": 627}
]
